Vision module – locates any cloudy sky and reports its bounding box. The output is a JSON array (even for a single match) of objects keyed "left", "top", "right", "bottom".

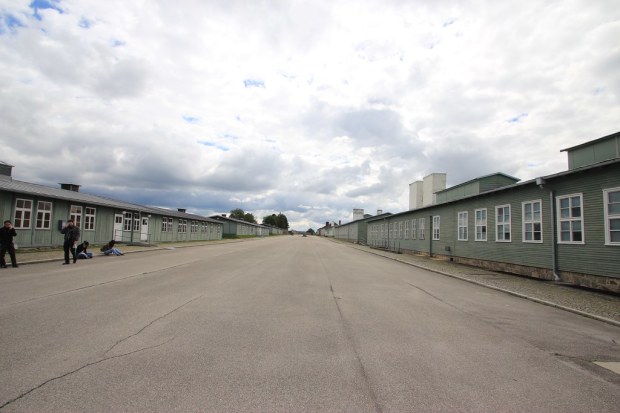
[{"left": 1, "top": 0, "right": 618, "bottom": 230}]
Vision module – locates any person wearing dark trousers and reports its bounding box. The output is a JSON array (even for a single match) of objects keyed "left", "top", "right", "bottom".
[
  {"left": 60, "top": 219, "right": 80, "bottom": 265},
  {"left": 0, "top": 220, "right": 18, "bottom": 268}
]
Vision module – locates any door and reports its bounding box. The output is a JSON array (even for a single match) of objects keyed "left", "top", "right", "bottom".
[
  {"left": 141, "top": 217, "right": 149, "bottom": 241},
  {"left": 114, "top": 214, "right": 123, "bottom": 241}
]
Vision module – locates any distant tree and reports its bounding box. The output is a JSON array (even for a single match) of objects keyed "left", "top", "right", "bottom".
[
  {"left": 307, "top": 228, "right": 315, "bottom": 235},
  {"left": 262, "top": 214, "right": 277, "bottom": 227},
  {"left": 276, "top": 213, "right": 289, "bottom": 230},
  {"left": 244, "top": 212, "right": 257, "bottom": 224},
  {"left": 229, "top": 208, "right": 245, "bottom": 220},
  {"left": 262, "top": 213, "right": 289, "bottom": 230}
]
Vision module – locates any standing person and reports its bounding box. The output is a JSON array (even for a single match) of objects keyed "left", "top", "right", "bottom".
[
  {"left": 76, "top": 241, "right": 93, "bottom": 259},
  {"left": 61, "top": 219, "right": 80, "bottom": 265},
  {"left": 0, "top": 220, "right": 18, "bottom": 268}
]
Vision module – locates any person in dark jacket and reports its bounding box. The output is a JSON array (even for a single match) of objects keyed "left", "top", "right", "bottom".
[
  {"left": 76, "top": 241, "right": 93, "bottom": 259},
  {"left": 0, "top": 220, "right": 18, "bottom": 268},
  {"left": 60, "top": 219, "right": 80, "bottom": 264}
]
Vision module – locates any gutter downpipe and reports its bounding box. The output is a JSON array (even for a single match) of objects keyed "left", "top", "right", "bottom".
[
  {"left": 549, "top": 190, "right": 561, "bottom": 281},
  {"left": 429, "top": 215, "right": 433, "bottom": 258},
  {"left": 538, "top": 177, "right": 561, "bottom": 281}
]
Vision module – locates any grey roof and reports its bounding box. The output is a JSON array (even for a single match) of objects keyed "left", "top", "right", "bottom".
[
  {"left": 337, "top": 212, "right": 393, "bottom": 226},
  {"left": 434, "top": 172, "right": 520, "bottom": 194},
  {"left": 210, "top": 215, "right": 269, "bottom": 228},
  {"left": 0, "top": 178, "right": 221, "bottom": 223},
  {"left": 560, "top": 130, "right": 620, "bottom": 152}
]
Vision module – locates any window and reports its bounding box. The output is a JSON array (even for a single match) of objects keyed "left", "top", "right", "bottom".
[
  {"left": 36, "top": 201, "right": 52, "bottom": 229},
  {"left": 162, "top": 217, "right": 169, "bottom": 232},
  {"left": 70, "top": 205, "right": 83, "bottom": 229},
  {"left": 557, "top": 194, "right": 583, "bottom": 243},
  {"left": 496, "top": 205, "right": 511, "bottom": 242},
  {"left": 178, "top": 219, "right": 187, "bottom": 233},
  {"left": 522, "top": 200, "right": 542, "bottom": 242},
  {"left": 201, "top": 222, "right": 208, "bottom": 233},
  {"left": 419, "top": 218, "right": 425, "bottom": 239},
  {"left": 432, "top": 216, "right": 440, "bottom": 240},
  {"left": 133, "top": 213, "right": 140, "bottom": 231},
  {"left": 399, "top": 221, "right": 403, "bottom": 239},
  {"left": 124, "top": 212, "right": 132, "bottom": 231},
  {"left": 404, "top": 220, "right": 409, "bottom": 239},
  {"left": 191, "top": 221, "right": 199, "bottom": 233},
  {"left": 411, "top": 219, "right": 417, "bottom": 239},
  {"left": 605, "top": 188, "right": 620, "bottom": 245},
  {"left": 458, "top": 211, "right": 468, "bottom": 241},
  {"left": 14, "top": 199, "right": 33, "bottom": 229},
  {"left": 84, "top": 207, "right": 96, "bottom": 231},
  {"left": 475, "top": 208, "right": 487, "bottom": 241}
]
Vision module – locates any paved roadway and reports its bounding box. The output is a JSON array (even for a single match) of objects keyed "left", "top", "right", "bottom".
[{"left": 0, "top": 236, "right": 619, "bottom": 412}]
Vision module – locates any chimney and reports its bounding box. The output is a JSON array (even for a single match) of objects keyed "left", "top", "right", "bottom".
[
  {"left": 377, "top": 209, "right": 383, "bottom": 215},
  {"left": 177, "top": 208, "right": 186, "bottom": 213},
  {"left": 0, "top": 161, "right": 13, "bottom": 179},
  {"left": 60, "top": 183, "right": 81, "bottom": 192}
]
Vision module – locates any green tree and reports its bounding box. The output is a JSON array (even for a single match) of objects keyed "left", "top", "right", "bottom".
[
  {"left": 244, "top": 212, "right": 257, "bottom": 224},
  {"left": 262, "top": 213, "right": 289, "bottom": 229},
  {"left": 307, "top": 228, "right": 315, "bottom": 235},
  {"left": 229, "top": 208, "right": 245, "bottom": 220},
  {"left": 262, "top": 214, "right": 277, "bottom": 227}
]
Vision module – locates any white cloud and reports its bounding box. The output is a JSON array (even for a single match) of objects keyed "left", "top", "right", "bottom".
[{"left": 0, "top": 0, "right": 618, "bottom": 230}]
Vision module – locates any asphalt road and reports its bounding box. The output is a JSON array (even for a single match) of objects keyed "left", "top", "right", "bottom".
[{"left": 0, "top": 236, "right": 619, "bottom": 412}]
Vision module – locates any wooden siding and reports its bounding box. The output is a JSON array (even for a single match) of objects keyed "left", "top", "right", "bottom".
[
  {"left": 568, "top": 136, "right": 619, "bottom": 170},
  {"left": 368, "top": 162, "right": 620, "bottom": 280}
]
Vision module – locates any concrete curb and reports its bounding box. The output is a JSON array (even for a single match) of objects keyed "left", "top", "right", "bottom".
[{"left": 343, "top": 243, "right": 620, "bottom": 329}]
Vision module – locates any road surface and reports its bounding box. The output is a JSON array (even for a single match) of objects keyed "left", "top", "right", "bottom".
[{"left": 1, "top": 236, "right": 618, "bottom": 412}]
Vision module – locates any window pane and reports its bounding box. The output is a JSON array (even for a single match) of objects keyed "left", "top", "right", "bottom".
[
  {"left": 573, "top": 231, "right": 582, "bottom": 242},
  {"left": 611, "top": 231, "right": 620, "bottom": 242},
  {"left": 610, "top": 218, "right": 620, "bottom": 230},
  {"left": 573, "top": 220, "right": 582, "bottom": 231},
  {"left": 571, "top": 206, "right": 581, "bottom": 218},
  {"left": 561, "top": 221, "right": 570, "bottom": 231},
  {"left": 571, "top": 196, "right": 581, "bottom": 207},
  {"left": 609, "top": 204, "right": 620, "bottom": 214},
  {"left": 608, "top": 191, "right": 620, "bottom": 203}
]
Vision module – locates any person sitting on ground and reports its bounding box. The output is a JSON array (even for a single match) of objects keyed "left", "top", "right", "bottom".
[
  {"left": 76, "top": 241, "right": 93, "bottom": 259},
  {"left": 100, "top": 240, "right": 124, "bottom": 256}
]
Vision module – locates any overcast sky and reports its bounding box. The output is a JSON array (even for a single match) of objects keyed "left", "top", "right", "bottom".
[{"left": 1, "top": 0, "right": 618, "bottom": 230}]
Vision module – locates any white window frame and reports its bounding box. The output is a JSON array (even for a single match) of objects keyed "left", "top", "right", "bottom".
[
  {"left": 604, "top": 187, "right": 620, "bottom": 246},
  {"left": 411, "top": 219, "right": 417, "bottom": 239},
  {"left": 84, "top": 207, "right": 96, "bottom": 231},
  {"left": 133, "top": 213, "right": 140, "bottom": 231},
  {"left": 35, "top": 200, "right": 52, "bottom": 230},
  {"left": 178, "top": 219, "right": 187, "bottom": 233},
  {"left": 495, "top": 205, "right": 511, "bottom": 242},
  {"left": 432, "top": 216, "right": 440, "bottom": 241},
  {"left": 399, "top": 221, "right": 403, "bottom": 239},
  {"left": 557, "top": 193, "right": 584, "bottom": 244},
  {"left": 14, "top": 198, "right": 33, "bottom": 229},
  {"left": 419, "top": 218, "right": 425, "bottom": 240},
  {"left": 191, "top": 221, "right": 199, "bottom": 233},
  {"left": 404, "top": 220, "right": 409, "bottom": 239},
  {"left": 123, "top": 212, "right": 132, "bottom": 231},
  {"left": 458, "top": 211, "right": 468, "bottom": 241},
  {"left": 70, "top": 205, "right": 83, "bottom": 229},
  {"left": 161, "top": 217, "right": 169, "bottom": 232},
  {"left": 475, "top": 208, "right": 487, "bottom": 241},
  {"left": 522, "top": 200, "right": 542, "bottom": 243}
]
